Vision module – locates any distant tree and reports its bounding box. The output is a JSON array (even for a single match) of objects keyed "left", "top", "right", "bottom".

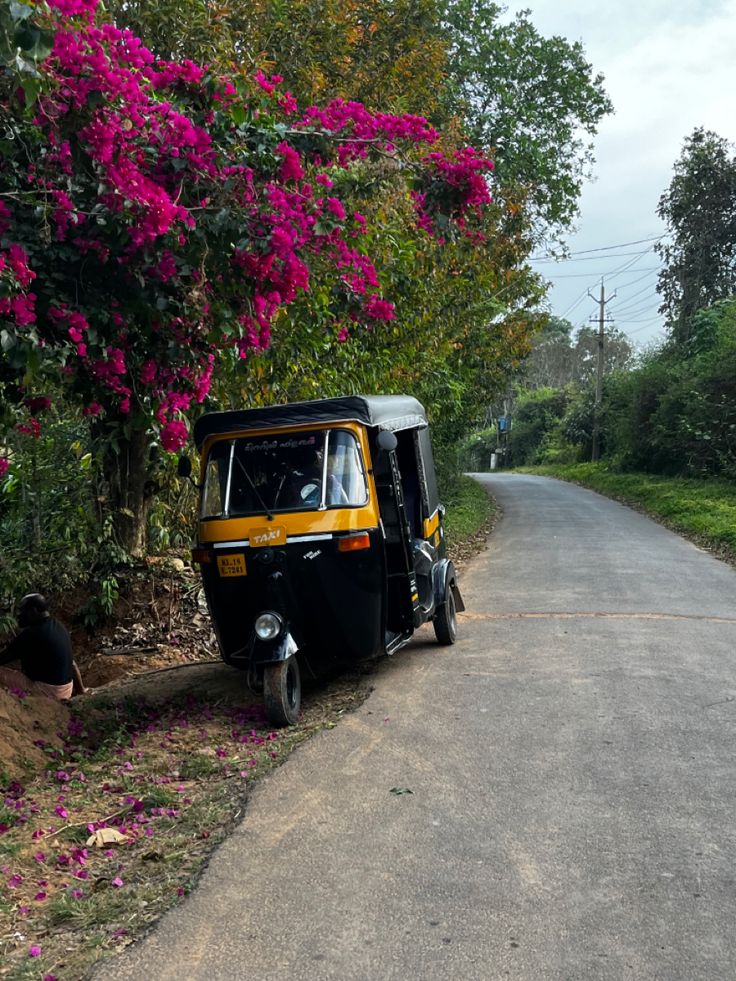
[
  {"left": 522, "top": 319, "right": 633, "bottom": 390},
  {"left": 508, "top": 386, "right": 570, "bottom": 465},
  {"left": 656, "top": 129, "right": 736, "bottom": 347},
  {"left": 523, "top": 316, "right": 576, "bottom": 389},
  {"left": 572, "top": 326, "right": 634, "bottom": 387}
]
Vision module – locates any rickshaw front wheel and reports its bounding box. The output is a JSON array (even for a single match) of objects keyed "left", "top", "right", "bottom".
[
  {"left": 433, "top": 583, "right": 458, "bottom": 646},
  {"left": 263, "top": 656, "right": 302, "bottom": 726}
]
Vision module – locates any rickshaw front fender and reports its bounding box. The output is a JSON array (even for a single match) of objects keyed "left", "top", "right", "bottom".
[
  {"left": 250, "top": 630, "right": 299, "bottom": 666},
  {"left": 432, "top": 559, "right": 466, "bottom": 613}
]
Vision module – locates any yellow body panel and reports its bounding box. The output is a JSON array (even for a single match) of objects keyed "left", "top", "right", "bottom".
[
  {"left": 423, "top": 509, "right": 440, "bottom": 539},
  {"left": 197, "top": 421, "right": 379, "bottom": 545}
]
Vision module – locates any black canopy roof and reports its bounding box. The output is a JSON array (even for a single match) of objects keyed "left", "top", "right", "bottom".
[{"left": 193, "top": 395, "right": 428, "bottom": 449}]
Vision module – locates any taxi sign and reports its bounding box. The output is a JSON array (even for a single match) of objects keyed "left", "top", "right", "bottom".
[
  {"left": 216, "top": 553, "right": 247, "bottom": 577},
  {"left": 249, "top": 525, "right": 287, "bottom": 548}
]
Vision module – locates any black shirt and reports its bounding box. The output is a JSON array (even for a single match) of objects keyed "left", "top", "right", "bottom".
[{"left": 0, "top": 618, "right": 73, "bottom": 685}]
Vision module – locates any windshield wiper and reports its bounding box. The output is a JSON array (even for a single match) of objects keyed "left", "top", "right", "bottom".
[{"left": 234, "top": 456, "right": 275, "bottom": 521}]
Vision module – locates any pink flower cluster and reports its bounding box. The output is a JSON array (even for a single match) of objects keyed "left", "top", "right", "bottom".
[
  {"left": 299, "top": 98, "right": 439, "bottom": 158},
  {"left": 0, "top": 0, "right": 494, "bottom": 453},
  {"left": 0, "top": 239, "right": 37, "bottom": 329}
]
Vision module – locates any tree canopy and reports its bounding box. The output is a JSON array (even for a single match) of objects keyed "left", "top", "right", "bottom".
[
  {"left": 656, "top": 128, "right": 736, "bottom": 347},
  {"left": 442, "top": 1, "right": 612, "bottom": 238}
]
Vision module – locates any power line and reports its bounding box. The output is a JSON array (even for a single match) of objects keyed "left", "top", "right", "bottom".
[
  {"left": 531, "top": 234, "right": 665, "bottom": 261},
  {"left": 558, "top": 286, "right": 592, "bottom": 319},
  {"left": 611, "top": 294, "right": 660, "bottom": 318},
  {"left": 612, "top": 299, "right": 659, "bottom": 320},
  {"left": 627, "top": 317, "right": 666, "bottom": 335},
  {"left": 614, "top": 306, "right": 660, "bottom": 324},
  {"left": 545, "top": 267, "right": 660, "bottom": 279},
  {"left": 610, "top": 280, "right": 659, "bottom": 311},
  {"left": 544, "top": 244, "right": 661, "bottom": 284},
  {"left": 610, "top": 268, "right": 659, "bottom": 291},
  {"left": 531, "top": 248, "right": 663, "bottom": 264},
  {"left": 605, "top": 244, "right": 660, "bottom": 280}
]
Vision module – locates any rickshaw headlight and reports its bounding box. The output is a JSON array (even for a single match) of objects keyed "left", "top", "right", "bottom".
[{"left": 254, "top": 611, "right": 283, "bottom": 641}]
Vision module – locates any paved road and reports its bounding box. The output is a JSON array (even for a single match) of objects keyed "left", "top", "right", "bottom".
[{"left": 100, "top": 474, "right": 736, "bottom": 980}]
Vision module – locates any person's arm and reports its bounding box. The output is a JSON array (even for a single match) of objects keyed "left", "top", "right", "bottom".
[{"left": 71, "top": 660, "right": 86, "bottom": 696}]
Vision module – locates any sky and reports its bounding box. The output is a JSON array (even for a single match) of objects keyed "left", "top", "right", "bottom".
[{"left": 516, "top": 0, "right": 736, "bottom": 348}]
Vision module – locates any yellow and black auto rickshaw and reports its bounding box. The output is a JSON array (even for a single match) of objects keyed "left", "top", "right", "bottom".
[{"left": 180, "top": 395, "right": 464, "bottom": 725}]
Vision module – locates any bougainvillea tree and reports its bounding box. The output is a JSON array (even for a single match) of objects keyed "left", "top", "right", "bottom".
[{"left": 0, "top": 0, "right": 494, "bottom": 550}]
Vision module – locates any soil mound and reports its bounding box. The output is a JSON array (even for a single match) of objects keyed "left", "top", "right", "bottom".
[
  {"left": 0, "top": 689, "right": 69, "bottom": 783},
  {"left": 0, "top": 563, "right": 220, "bottom": 787}
]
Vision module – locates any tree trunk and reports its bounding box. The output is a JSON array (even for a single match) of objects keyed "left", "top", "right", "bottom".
[{"left": 101, "top": 428, "right": 154, "bottom": 557}]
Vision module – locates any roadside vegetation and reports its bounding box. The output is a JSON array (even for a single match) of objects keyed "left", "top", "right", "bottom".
[
  {"left": 443, "top": 474, "right": 495, "bottom": 559},
  {"left": 0, "top": 469, "right": 489, "bottom": 980}
]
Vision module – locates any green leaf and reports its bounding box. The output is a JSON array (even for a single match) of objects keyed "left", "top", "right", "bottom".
[
  {"left": 229, "top": 103, "right": 246, "bottom": 126},
  {"left": 389, "top": 787, "right": 413, "bottom": 796},
  {"left": 14, "top": 23, "right": 54, "bottom": 63},
  {"left": 20, "top": 74, "right": 41, "bottom": 107}
]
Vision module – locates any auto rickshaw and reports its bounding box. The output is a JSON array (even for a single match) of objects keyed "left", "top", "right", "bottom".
[{"left": 180, "top": 395, "right": 464, "bottom": 726}]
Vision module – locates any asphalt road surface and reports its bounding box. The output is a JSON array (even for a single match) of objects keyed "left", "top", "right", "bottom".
[{"left": 99, "top": 474, "right": 736, "bottom": 981}]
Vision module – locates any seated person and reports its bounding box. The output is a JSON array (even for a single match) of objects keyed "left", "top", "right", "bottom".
[
  {"left": 279, "top": 449, "right": 323, "bottom": 508},
  {"left": 277, "top": 443, "right": 352, "bottom": 509},
  {"left": 0, "top": 593, "right": 85, "bottom": 701}
]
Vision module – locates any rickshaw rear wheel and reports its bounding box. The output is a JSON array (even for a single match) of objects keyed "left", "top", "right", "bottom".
[
  {"left": 263, "top": 656, "right": 301, "bottom": 726},
  {"left": 433, "top": 583, "right": 458, "bottom": 645}
]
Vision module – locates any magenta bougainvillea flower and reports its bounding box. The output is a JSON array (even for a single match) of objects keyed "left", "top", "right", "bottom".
[{"left": 0, "top": 0, "right": 493, "bottom": 454}]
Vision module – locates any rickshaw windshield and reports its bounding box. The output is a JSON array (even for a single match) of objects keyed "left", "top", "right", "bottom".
[{"left": 201, "top": 428, "right": 368, "bottom": 519}]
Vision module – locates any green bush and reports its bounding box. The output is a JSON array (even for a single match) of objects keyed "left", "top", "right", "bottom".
[
  {"left": 508, "top": 387, "right": 570, "bottom": 466},
  {"left": 0, "top": 415, "right": 102, "bottom": 621},
  {"left": 457, "top": 426, "right": 497, "bottom": 472},
  {"left": 602, "top": 300, "right": 736, "bottom": 479}
]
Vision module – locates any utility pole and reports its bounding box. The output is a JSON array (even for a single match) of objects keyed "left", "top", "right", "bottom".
[{"left": 587, "top": 279, "right": 616, "bottom": 462}]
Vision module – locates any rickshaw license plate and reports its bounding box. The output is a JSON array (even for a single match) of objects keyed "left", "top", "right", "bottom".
[{"left": 217, "top": 554, "right": 247, "bottom": 577}]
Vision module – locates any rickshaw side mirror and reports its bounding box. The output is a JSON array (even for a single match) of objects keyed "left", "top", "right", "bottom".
[
  {"left": 376, "top": 430, "right": 398, "bottom": 454},
  {"left": 177, "top": 455, "right": 193, "bottom": 479}
]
